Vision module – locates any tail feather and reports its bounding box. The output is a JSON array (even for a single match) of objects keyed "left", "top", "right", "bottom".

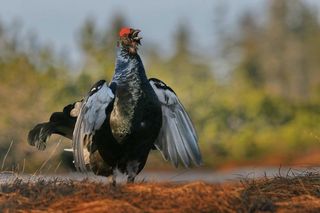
[
  {"left": 27, "top": 101, "right": 80, "bottom": 150},
  {"left": 28, "top": 122, "right": 55, "bottom": 150}
]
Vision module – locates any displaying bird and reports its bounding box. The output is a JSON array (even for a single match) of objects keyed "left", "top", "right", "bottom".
[{"left": 28, "top": 27, "right": 202, "bottom": 184}]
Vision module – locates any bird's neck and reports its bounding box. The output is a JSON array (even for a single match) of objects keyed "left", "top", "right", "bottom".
[{"left": 112, "top": 47, "right": 148, "bottom": 84}]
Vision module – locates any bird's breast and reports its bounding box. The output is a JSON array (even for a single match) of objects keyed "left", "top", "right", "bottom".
[{"left": 109, "top": 82, "right": 162, "bottom": 144}]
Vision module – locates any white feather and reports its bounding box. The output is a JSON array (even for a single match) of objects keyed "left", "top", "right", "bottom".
[
  {"left": 73, "top": 82, "right": 114, "bottom": 172},
  {"left": 149, "top": 79, "right": 202, "bottom": 168}
]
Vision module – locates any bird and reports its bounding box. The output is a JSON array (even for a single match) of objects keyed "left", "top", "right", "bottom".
[{"left": 28, "top": 27, "right": 202, "bottom": 184}]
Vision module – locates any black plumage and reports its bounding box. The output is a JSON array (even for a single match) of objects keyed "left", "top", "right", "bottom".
[
  {"left": 28, "top": 102, "right": 78, "bottom": 150},
  {"left": 28, "top": 28, "right": 202, "bottom": 184}
]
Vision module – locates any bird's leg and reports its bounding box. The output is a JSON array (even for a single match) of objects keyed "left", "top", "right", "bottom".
[
  {"left": 108, "top": 176, "right": 116, "bottom": 186},
  {"left": 108, "top": 173, "right": 117, "bottom": 186},
  {"left": 111, "top": 175, "right": 117, "bottom": 186},
  {"left": 127, "top": 175, "right": 135, "bottom": 183},
  {"left": 126, "top": 160, "right": 139, "bottom": 184}
]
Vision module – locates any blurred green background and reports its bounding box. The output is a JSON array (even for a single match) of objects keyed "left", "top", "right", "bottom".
[{"left": 0, "top": 0, "right": 320, "bottom": 172}]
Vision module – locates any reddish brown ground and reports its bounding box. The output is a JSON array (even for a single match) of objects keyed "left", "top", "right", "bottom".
[{"left": 1, "top": 173, "right": 320, "bottom": 212}]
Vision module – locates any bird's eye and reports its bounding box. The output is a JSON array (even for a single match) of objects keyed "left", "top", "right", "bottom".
[{"left": 97, "top": 86, "right": 102, "bottom": 90}]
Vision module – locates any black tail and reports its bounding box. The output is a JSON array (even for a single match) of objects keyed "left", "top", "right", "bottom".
[
  {"left": 28, "top": 102, "right": 80, "bottom": 150},
  {"left": 28, "top": 122, "right": 58, "bottom": 150}
]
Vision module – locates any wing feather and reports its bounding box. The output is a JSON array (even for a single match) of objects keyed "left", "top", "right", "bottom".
[
  {"left": 149, "top": 78, "right": 202, "bottom": 168},
  {"left": 73, "top": 80, "right": 114, "bottom": 172}
]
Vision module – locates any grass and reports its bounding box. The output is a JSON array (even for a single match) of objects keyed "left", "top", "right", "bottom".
[
  {"left": 238, "top": 171, "right": 320, "bottom": 212},
  {"left": 1, "top": 171, "right": 320, "bottom": 212},
  {"left": 1, "top": 140, "right": 13, "bottom": 171}
]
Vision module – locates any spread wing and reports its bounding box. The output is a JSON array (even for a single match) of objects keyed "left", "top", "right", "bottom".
[
  {"left": 149, "top": 78, "right": 202, "bottom": 168},
  {"left": 73, "top": 80, "right": 114, "bottom": 172}
]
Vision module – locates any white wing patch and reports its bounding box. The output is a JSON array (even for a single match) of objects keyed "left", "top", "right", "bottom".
[
  {"left": 149, "top": 78, "right": 202, "bottom": 168},
  {"left": 73, "top": 81, "right": 114, "bottom": 172},
  {"left": 70, "top": 101, "right": 82, "bottom": 117}
]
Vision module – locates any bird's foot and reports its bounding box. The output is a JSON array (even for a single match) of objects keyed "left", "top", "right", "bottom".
[
  {"left": 108, "top": 175, "right": 117, "bottom": 187},
  {"left": 127, "top": 176, "right": 135, "bottom": 184}
]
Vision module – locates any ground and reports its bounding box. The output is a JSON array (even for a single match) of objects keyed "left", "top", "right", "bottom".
[{"left": 1, "top": 172, "right": 320, "bottom": 212}]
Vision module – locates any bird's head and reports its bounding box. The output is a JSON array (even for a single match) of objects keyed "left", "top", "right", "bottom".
[{"left": 118, "top": 27, "right": 142, "bottom": 54}]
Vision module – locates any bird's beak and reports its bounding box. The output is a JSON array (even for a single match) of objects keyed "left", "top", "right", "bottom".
[
  {"left": 132, "top": 29, "right": 142, "bottom": 45},
  {"left": 132, "top": 29, "right": 141, "bottom": 37}
]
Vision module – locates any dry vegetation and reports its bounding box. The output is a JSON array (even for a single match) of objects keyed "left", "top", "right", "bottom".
[{"left": 1, "top": 172, "right": 320, "bottom": 212}]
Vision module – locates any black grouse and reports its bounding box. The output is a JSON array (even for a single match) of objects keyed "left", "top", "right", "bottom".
[{"left": 28, "top": 27, "right": 202, "bottom": 184}]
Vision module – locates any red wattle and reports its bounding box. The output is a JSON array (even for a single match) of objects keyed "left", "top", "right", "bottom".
[{"left": 119, "top": 27, "right": 131, "bottom": 37}]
